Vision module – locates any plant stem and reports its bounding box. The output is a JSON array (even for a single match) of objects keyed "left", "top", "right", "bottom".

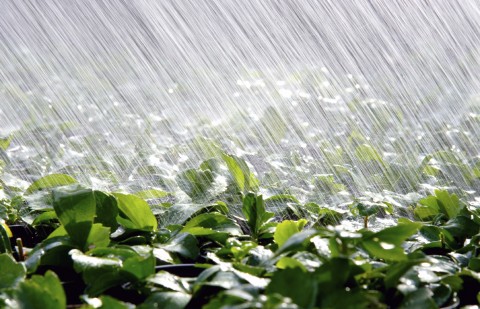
[{"left": 16, "top": 238, "right": 24, "bottom": 261}]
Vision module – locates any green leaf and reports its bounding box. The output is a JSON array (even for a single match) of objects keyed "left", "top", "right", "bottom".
[
  {"left": 266, "top": 268, "right": 317, "bottom": 309},
  {"left": 83, "top": 295, "right": 132, "bottom": 309},
  {"left": 443, "top": 215, "right": 479, "bottom": 239},
  {"left": 15, "top": 271, "right": 66, "bottom": 309},
  {"left": 182, "top": 212, "right": 240, "bottom": 236},
  {"left": 274, "top": 219, "right": 307, "bottom": 247},
  {"left": 53, "top": 186, "right": 96, "bottom": 249},
  {"left": 242, "top": 193, "right": 274, "bottom": 240},
  {"left": 0, "top": 221, "right": 12, "bottom": 254},
  {"left": 399, "top": 287, "right": 436, "bottom": 309},
  {"left": 85, "top": 223, "right": 111, "bottom": 249},
  {"left": 361, "top": 221, "right": 422, "bottom": 261},
  {"left": 384, "top": 259, "right": 424, "bottom": 289},
  {"left": 176, "top": 168, "right": 214, "bottom": 200},
  {"left": 71, "top": 247, "right": 154, "bottom": 296},
  {"left": 416, "top": 190, "right": 464, "bottom": 220},
  {"left": 25, "top": 174, "right": 78, "bottom": 195},
  {"left": 134, "top": 189, "right": 170, "bottom": 199},
  {"left": 222, "top": 153, "right": 258, "bottom": 193},
  {"left": 351, "top": 201, "right": 383, "bottom": 217},
  {"left": 431, "top": 284, "right": 452, "bottom": 307},
  {"left": 435, "top": 189, "right": 463, "bottom": 219},
  {"left": 139, "top": 292, "right": 191, "bottom": 309},
  {"left": 147, "top": 271, "right": 190, "bottom": 293},
  {"left": 0, "top": 135, "right": 12, "bottom": 151},
  {"left": 274, "top": 229, "right": 318, "bottom": 257},
  {"left": 94, "top": 191, "right": 119, "bottom": 230},
  {"left": 276, "top": 257, "right": 307, "bottom": 271},
  {"left": 355, "top": 144, "right": 384, "bottom": 164},
  {"left": 313, "top": 174, "right": 346, "bottom": 193},
  {"left": 31, "top": 210, "right": 57, "bottom": 226},
  {"left": 159, "top": 233, "right": 199, "bottom": 260},
  {"left": 159, "top": 203, "right": 213, "bottom": 226},
  {"left": 0, "top": 253, "right": 26, "bottom": 289},
  {"left": 113, "top": 193, "right": 158, "bottom": 231},
  {"left": 25, "top": 236, "right": 75, "bottom": 273}
]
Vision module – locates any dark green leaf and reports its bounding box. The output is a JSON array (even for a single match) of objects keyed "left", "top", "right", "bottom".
[
  {"left": 139, "top": 292, "right": 191, "bottom": 309},
  {"left": 25, "top": 236, "right": 75, "bottom": 273},
  {"left": 266, "top": 268, "right": 317, "bottom": 309},
  {"left": 52, "top": 186, "right": 95, "bottom": 249},
  {"left": 399, "top": 287, "right": 436, "bottom": 309},
  {"left": 160, "top": 233, "right": 199, "bottom": 260},
  {"left": 94, "top": 190, "right": 119, "bottom": 230}
]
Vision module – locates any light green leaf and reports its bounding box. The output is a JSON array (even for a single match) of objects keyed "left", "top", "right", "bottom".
[
  {"left": 274, "top": 219, "right": 307, "bottom": 247},
  {"left": 113, "top": 193, "right": 158, "bottom": 231},
  {"left": 355, "top": 144, "right": 384, "bottom": 164},
  {"left": 25, "top": 174, "right": 77, "bottom": 195},
  {"left": 222, "top": 153, "right": 258, "bottom": 193}
]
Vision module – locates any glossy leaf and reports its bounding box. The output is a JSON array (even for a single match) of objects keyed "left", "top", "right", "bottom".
[
  {"left": 113, "top": 193, "right": 158, "bottom": 231},
  {"left": 361, "top": 221, "right": 422, "bottom": 261},
  {"left": 25, "top": 174, "right": 77, "bottom": 195},
  {"left": 139, "top": 292, "right": 191, "bottom": 309},
  {"left": 159, "top": 232, "right": 199, "bottom": 260},
  {"left": 274, "top": 219, "right": 307, "bottom": 247},
  {"left": 53, "top": 186, "right": 96, "bottom": 249}
]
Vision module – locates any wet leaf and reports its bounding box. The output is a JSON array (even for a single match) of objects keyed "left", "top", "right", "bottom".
[
  {"left": 113, "top": 193, "right": 158, "bottom": 231},
  {"left": 25, "top": 174, "right": 77, "bottom": 195},
  {"left": 266, "top": 268, "right": 317, "bottom": 309}
]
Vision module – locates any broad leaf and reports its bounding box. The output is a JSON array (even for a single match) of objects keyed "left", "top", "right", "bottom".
[
  {"left": 159, "top": 232, "right": 199, "bottom": 260},
  {"left": 15, "top": 271, "right": 66, "bottom": 309},
  {"left": 25, "top": 174, "right": 77, "bottom": 195},
  {"left": 0, "top": 253, "right": 26, "bottom": 289},
  {"left": 113, "top": 193, "right": 158, "bottom": 231},
  {"left": 25, "top": 236, "right": 76, "bottom": 273},
  {"left": 266, "top": 268, "right": 317, "bottom": 309},
  {"left": 274, "top": 219, "right": 307, "bottom": 247},
  {"left": 94, "top": 191, "right": 119, "bottom": 230},
  {"left": 361, "top": 221, "right": 422, "bottom": 261},
  {"left": 53, "top": 186, "right": 96, "bottom": 249}
]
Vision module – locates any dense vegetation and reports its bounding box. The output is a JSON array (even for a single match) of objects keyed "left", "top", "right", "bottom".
[
  {"left": 1, "top": 148, "right": 480, "bottom": 308},
  {"left": 3, "top": 70, "right": 480, "bottom": 308}
]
